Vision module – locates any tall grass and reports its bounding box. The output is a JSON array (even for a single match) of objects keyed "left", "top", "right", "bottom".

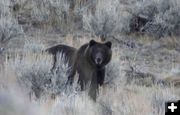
[
  {"left": 1, "top": 0, "right": 179, "bottom": 41},
  {"left": 1, "top": 41, "right": 180, "bottom": 115},
  {"left": 0, "top": 0, "right": 23, "bottom": 43},
  {"left": 0, "top": 0, "right": 180, "bottom": 115}
]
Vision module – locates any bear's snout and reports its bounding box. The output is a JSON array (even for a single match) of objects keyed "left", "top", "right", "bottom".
[
  {"left": 95, "top": 57, "right": 102, "bottom": 64},
  {"left": 94, "top": 53, "right": 103, "bottom": 65}
]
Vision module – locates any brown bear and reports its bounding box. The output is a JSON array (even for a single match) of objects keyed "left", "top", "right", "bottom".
[{"left": 46, "top": 40, "right": 112, "bottom": 101}]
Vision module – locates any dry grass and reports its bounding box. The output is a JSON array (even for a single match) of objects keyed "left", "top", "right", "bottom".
[
  {"left": 0, "top": 0, "right": 180, "bottom": 115},
  {"left": 1, "top": 39, "right": 180, "bottom": 115},
  {"left": 0, "top": 0, "right": 23, "bottom": 43},
  {"left": 1, "top": 0, "right": 179, "bottom": 43}
]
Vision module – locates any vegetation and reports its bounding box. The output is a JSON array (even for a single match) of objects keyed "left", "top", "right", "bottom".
[{"left": 0, "top": 0, "right": 180, "bottom": 115}]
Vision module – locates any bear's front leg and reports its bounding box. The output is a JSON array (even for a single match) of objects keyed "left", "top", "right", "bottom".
[
  {"left": 97, "top": 68, "right": 105, "bottom": 86},
  {"left": 88, "top": 72, "right": 98, "bottom": 101}
]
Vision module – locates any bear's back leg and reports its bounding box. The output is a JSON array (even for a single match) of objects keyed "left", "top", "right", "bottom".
[{"left": 66, "top": 69, "right": 76, "bottom": 85}]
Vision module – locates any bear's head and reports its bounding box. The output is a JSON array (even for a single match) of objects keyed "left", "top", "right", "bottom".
[{"left": 87, "top": 40, "right": 112, "bottom": 69}]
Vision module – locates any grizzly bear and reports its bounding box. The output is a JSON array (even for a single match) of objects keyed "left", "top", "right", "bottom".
[{"left": 46, "top": 40, "right": 112, "bottom": 101}]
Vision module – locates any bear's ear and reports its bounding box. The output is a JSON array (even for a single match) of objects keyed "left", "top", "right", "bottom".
[
  {"left": 89, "top": 40, "right": 96, "bottom": 47},
  {"left": 105, "top": 41, "right": 112, "bottom": 48}
]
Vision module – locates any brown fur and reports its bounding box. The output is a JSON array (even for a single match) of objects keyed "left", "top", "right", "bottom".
[{"left": 46, "top": 40, "right": 112, "bottom": 101}]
